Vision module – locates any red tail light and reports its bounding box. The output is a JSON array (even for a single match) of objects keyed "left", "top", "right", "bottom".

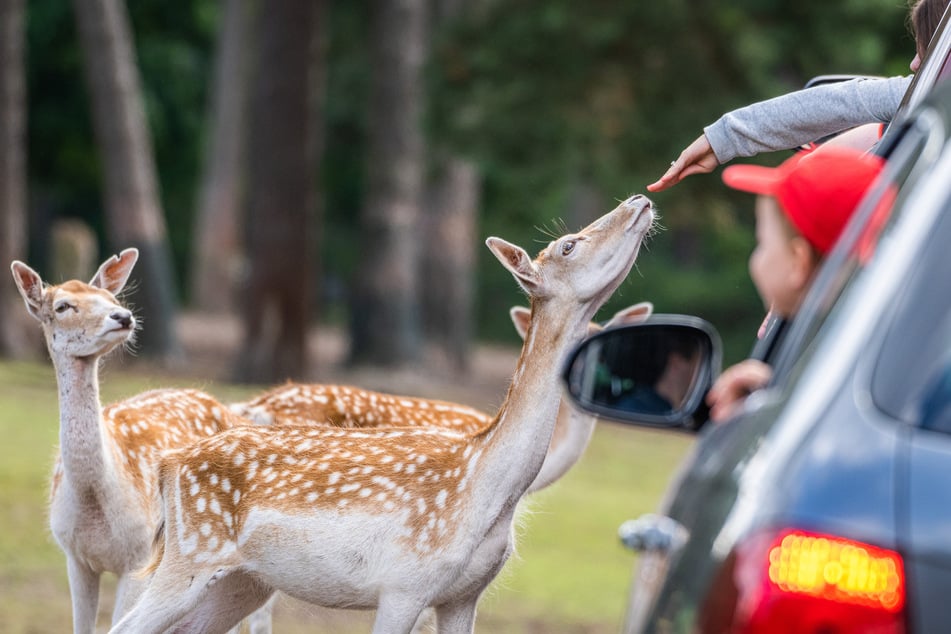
[{"left": 699, "top": 528, "right": 906, "bottom": 634}]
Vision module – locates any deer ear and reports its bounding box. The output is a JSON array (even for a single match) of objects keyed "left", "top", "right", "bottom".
[
  {"left": 10, "top": 261, "right": 45, "bottom": 320},
  {"left": 486, "top": 237, "right": 539, "bottom": 293},
  {"left": 509, "top": 306, "right": 532, "bottom": 340},
  {"left": 90, "top": 248, "right": 138, "bottom": 295},
  {"left": 606, "top": 301, "right": 654, "bottom": 328}
]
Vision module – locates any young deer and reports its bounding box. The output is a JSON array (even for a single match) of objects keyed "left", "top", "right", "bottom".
[
  {"left": 109, "top": 194, "right": 654, "bottom": 634},
  {"left": 231, "top": 383, "right": 492, "bottom": 434},
  {"left": 10, "top": 249, "right": 249, "bottom": 633}
]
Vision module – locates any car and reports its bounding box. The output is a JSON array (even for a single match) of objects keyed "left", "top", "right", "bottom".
[{"left": 560, "top": 9, "right": 951, "bottom": 634}]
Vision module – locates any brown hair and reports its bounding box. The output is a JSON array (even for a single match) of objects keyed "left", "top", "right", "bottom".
[{"left": 912, "top": 0, "right": 949, "bottom": 60}]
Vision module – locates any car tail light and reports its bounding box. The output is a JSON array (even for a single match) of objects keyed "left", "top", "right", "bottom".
[{"left": 699, "top": 528, "right": 906, "bottom": 634}]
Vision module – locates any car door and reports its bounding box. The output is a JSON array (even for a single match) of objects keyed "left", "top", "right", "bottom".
[{"left": 867, "top": 120, "right": 951, "bottom": 633}]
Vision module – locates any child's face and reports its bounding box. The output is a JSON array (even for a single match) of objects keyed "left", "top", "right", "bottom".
[{"left": 749, "top": 196, "right": 817, "bottom": 318}]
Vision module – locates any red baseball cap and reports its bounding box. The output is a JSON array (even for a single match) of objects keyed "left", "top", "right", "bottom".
[{"left": 722, "top": 147, "right": 886, "bottom": 254}]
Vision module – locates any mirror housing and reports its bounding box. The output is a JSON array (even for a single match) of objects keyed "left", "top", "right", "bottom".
[{"left": 561, "top": 315, "right": 722, "bottom": 431}]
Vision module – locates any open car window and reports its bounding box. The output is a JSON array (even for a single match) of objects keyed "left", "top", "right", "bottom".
[{"left": 769, "top": 96, "right": 946, "bottom": 394}]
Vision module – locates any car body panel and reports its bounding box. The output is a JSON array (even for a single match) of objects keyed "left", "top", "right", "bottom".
[{"left": 613, "top": 55, "right": 951, "bottom": 634}]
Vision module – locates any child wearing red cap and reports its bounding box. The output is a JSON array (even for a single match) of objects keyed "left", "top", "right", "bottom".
[{"left": 706, "top": 146, "right": 885, "bottom": 423}]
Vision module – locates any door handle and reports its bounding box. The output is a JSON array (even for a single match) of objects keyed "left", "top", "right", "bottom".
[{"left": 618, "top": 513, "right": 688, "bottom": 553}]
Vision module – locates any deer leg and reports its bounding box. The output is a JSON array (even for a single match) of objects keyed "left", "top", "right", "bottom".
[
  {"left": 371, "top": 593, "right": 428, "bottom": 634},
  {"left": 409, "top": 607, "right": 436, "bottom": 633},
  {"left": 108, "top": 565, "right": 230, "bottom": 634},
  {"left": 111, "top": 571, "right": 148, "bottom": 623},
  {"left": 242, "top": 593, "right": 278, "bottom": 634},
  {"left": 166, "top": 572, "right": 274, "bottom": 634},
  {"left": 434, "top": 598, "right": 478, "bottom": 634},
  {"left": 65, "top": 555, "right": 100, "bottom": 634}
]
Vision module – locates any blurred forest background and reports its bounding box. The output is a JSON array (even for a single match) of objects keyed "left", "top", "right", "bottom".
[{"left": 0, "top": 0, "right": 916, "bottom": 382}]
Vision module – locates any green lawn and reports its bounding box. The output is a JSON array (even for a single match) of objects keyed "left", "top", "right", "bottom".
[{"left": 0, "top": 359, "right": 693, "bottom": 633}]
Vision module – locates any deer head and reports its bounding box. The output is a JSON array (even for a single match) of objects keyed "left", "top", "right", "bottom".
[{"left": 10, "top": 248, "right": 139, "bottom": 359}]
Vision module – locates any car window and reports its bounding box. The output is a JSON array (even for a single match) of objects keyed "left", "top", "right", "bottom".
[
  {"left": 768, "top": 89, "right": 951, "bottom": 430},
  {"left": 871, "top": 130, "right": 951, "bottom": 427},
  {"left": 767, "top": 114, "right": 933, "bottom": 389}
]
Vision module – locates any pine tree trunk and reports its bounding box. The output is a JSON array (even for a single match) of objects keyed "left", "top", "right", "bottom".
[
  {"left": 422, "top": 157, "right": 479, "bottom": 373},
  {"left": 0, "top": 0, "right": 35, "bottom": 358},
  {"left": 71, "top": 0, "right": 181, "bottom": 361},
  {"left": 189, "top": 0, "right": 252, "bottom": 313},
  {"left": 234, "top": 0, "right": 324, "bottom": 383},
  {"left": 0, "top": 0, "right": 43, "bottom": 358},
  {"left": 349, "top": 0, "right": 428, "bottom": 367}
]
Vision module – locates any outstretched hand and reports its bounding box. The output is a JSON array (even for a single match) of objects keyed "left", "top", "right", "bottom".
[
  {"left": 706, "top": 359, "right": 773, "bottom": 424},
  {"left": 647, "top": 134, "right": 720, "bottom": 192}
]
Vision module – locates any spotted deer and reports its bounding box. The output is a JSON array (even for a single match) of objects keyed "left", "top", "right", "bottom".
[
  {"left": 9, "top": 249, "right": 251, "bottom": 633},
  {"left": 109, "top": 194, "right": 655, "bottom": 634},
  {"left": 231, "top": 383, "right": 492, "bottom": 434},
  {"left": 232, "top": 300, "right": 653, "bottom": 496}
]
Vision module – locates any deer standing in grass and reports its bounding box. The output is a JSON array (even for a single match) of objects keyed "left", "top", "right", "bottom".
[
  {"left": 9, "top": 249, "right": 251, "bottom": 633},
  {"left": 232, "top": 300, "right": 653, "bottom": 495},
  {"left": 110, "top": 194, "right": 654, "bottom": 634}
]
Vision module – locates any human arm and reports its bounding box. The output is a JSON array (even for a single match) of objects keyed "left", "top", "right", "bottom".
[
  {"left": 705, "top": 75, "right": 909, "bottom": 162},
  {"left": 648, "top": 75, "right": 910, "bottom": 192},
  {"left": 706, "top": 359, "right": 773, "bottom": 424}
]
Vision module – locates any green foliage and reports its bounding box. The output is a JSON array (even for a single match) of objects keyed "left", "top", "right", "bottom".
[
  {"left": 427, "top": 0, "right": 911, "bottom": 351},
  {"left": 25, "top": 0, "right": 216, "bottom": 280},
  {"left": 24, "top": 0, "right": 915, "bottom": 355}
]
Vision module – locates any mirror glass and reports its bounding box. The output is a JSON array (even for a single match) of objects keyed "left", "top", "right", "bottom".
[{"left": 562, "top": 320, "right": 718, "bottom": 428}]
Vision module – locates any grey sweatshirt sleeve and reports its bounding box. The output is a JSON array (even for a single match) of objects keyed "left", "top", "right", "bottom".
[{"left": 704, "top": 75, "right": 912, "bottom": 163}]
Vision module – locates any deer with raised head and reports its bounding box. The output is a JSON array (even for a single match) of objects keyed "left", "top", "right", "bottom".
[
  {"left": 9, "top": 249, "right": 252, "bottom": 633},
  {"left": 109, "top": 194, "right": 654, "bottom": 634}
]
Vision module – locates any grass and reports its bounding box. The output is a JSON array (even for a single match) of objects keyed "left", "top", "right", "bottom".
[{"left": 0, "top": 359, "right": 694, "bottom": 633}]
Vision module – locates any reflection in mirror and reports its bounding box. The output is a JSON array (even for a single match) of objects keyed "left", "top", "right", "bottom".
[{"left": 563, "top": 320, "right": 720, "bottom": 429}]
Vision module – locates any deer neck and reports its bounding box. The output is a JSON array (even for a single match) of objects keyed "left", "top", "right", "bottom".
[
  {"left": 54, "top": 355, "right": 117, "bottom": 493},
  {"left": 472, "top": 297, "right": 593, "bottom": 501}
]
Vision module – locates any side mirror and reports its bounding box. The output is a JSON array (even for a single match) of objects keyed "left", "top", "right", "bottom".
[{"left": 561, "top": 315, "right": 722, "bottom": 431}]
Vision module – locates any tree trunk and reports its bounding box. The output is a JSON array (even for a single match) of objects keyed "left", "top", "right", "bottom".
[
  {"left": 348, "top": 0, "right": 428, "bottom": 367},
  {"left": 71, "top": 0, "right": 181, "bottom": 361},
  {"left": 234, "top": 0, "right": 324, "bottom": 384},
  {"left": 0, "top": 0, "right": 36, "bottom": 358},
  {"left": 189, "top": 0, "right": 252, "bottom": 313},
  {"left": 422, "top": 157, "right": 479, "bottom": 373},
  {"left": 418, "top": 0, "right": 480, "bottom": 374}
]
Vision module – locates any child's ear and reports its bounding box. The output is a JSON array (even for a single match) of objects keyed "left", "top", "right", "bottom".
[{"left": 789, "top": 236, "right": 820, "bottom": 291}]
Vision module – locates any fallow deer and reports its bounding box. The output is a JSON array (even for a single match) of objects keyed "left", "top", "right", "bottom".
[
  {"left": 109, "top": 194, "right": 655, "bottom": 634},
  {"left": 231, "top": 383, "right": 492, "bottom": 434},
  {"left": 226, "top": 303, "right": 650, "bottom": 631},
  {"left": 9, "top": 249, "right": 250, "bottom": 633}
]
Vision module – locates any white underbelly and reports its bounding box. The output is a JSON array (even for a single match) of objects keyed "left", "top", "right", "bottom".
[{"left": 237, "top": 507, "right": 474, "bottom": 608}]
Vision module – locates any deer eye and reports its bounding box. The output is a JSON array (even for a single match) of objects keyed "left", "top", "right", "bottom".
[
  {"left": 54, "top": 302, "right": 73, "bottom": 314},
  {"left": 561, "top": 240, "right": 577, "bottom": 256}
]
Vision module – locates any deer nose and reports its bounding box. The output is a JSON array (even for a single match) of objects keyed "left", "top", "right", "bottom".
[
  {"left": 625, "top": 193, "right": 653, "bottom": 211},
  {"left": 111, "top": 311, "right": 133, "bottom": 329}
]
